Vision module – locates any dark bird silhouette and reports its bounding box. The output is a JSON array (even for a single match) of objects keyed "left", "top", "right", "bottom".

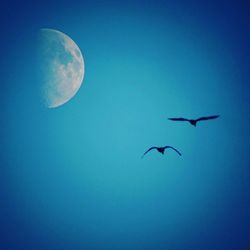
[
  {"left": 142, "top": 146, "right": 182, "bottom": 158},
  {"left": 168, "top": 115, "right": 220, "bottom": 127}
]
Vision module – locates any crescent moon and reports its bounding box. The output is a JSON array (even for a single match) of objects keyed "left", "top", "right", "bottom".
[{"left": 39, "top": 28, "right": 84, "bottom": 108}]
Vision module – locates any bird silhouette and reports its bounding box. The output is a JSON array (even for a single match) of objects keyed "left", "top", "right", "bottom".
[
  {"left": 168, "top": 115, "right": 220, "bottom": 127},
  {"left": 142, "top": 146, "right": 182, "bottom": 158}
]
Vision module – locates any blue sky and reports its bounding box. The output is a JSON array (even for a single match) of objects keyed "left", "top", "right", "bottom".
[{"left": 1, "top": 0, "right": 250, "bottom": 249}]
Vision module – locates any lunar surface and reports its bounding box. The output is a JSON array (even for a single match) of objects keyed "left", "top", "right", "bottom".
[{"left": 39, "top": 28, "right": 84, "bottom": 108}]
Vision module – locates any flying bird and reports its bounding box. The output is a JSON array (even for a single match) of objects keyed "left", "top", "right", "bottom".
[
  {"left": 168, "top": 115, "right": 220, "bottom": 127},
  {"left": 142, "top": 146, "right": 182, "bottom": 158}
]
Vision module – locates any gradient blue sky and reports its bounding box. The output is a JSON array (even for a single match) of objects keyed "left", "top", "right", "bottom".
[{"left": 1, "top": 0, "right": 250, "bottom": 249}]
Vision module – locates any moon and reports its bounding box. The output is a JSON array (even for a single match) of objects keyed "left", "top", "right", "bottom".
[{"left": 39, "top": 28, "right": 84, "bottom": 108}]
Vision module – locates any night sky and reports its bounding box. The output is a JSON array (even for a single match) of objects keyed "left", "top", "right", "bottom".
[{"left": 1, "top": 1, "right": 250, "bottom": 249}]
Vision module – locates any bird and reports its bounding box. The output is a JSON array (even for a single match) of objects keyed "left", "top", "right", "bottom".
[
  {"left": 168, "top": 115, "right": 220, "bottom": 127},
  {"left": 142, "top": 146, "right": 182, "bottom": 158}
]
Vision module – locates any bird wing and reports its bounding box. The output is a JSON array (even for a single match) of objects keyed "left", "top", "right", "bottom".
[
  {"left": 196, "top": 115, "right": 220, "bottom": 122},
  {"left": 164, "top": 146, "right": 182, "bottom": 156},
  {"left": 168, "top": 118, "right": 189, "bottom": 122},
  {"left": 141, "top": 147, "right": 157, "bottom": 158}
]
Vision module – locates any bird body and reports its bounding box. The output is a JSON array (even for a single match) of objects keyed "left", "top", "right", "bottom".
[
  {"left": 190, "top": 119, "right": 198, "bottom": 126},
  {"left": 142, "top": 146, "right": 182, "bottom": 158},
  {"left": 168, "top": 115, "right": 219, "bottom": 126}
]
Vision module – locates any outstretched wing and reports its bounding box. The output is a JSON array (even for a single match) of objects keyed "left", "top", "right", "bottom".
[
  {"left": 168, "top": 118, "right": 189, "bottom": 122},
  {"left": 141, "top": 147, "right": 157, "bottom": 158},
  {"left": 164, "top": 146, "right": 182, "bottom": 156},
  {"left": 196, "top": 115, "right": 220, "bottom": 122}
]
